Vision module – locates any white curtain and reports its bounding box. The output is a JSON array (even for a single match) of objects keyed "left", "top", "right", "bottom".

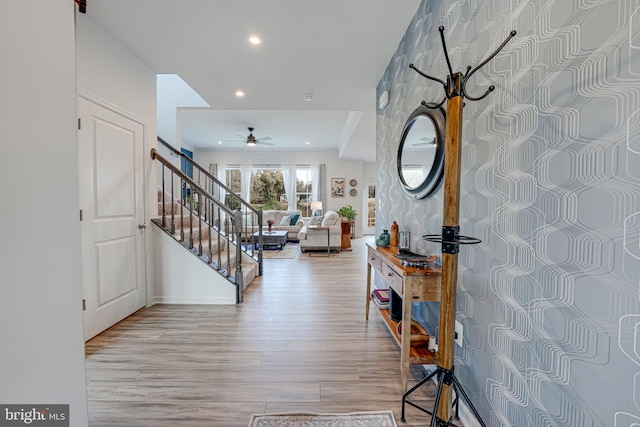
[
  {"left": 311, "top": 163, "right": 320, "bottom": 203},
  {"left": 283, "top": 164, "right": 296, "bottom": 211},
  {"left": 241, "top": 164, "right": 252, "bottom": 203},
  {"left": 312, "top": 163, "right": 327, "bottom": 211},
  {"left": 210, "top": 163, "right": 227, "bottom": 200}
]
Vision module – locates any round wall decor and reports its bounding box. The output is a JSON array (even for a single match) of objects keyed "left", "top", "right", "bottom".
[
  {"left": 349, "top": 188, "right": 357, "bottom": 197},
  {"left": 397, "top": 103, "right": 446, "bottom": 199},
  {"left": 349, "top": 179, "right": 357, "bottom": 187}
]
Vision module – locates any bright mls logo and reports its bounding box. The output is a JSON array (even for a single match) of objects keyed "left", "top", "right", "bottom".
[{"left": 0, "top": 405, "right": 68, "bottom": 426}]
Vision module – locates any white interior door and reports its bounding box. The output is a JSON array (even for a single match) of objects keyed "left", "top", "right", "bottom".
[
  {"left": 78, "top": 97, "right": 146, "bottom": 341},
  {"left": 363, "top": 181, "right": 376, "bottom": 235}
]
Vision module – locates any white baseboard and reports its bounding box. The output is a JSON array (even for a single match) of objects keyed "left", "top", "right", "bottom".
[
  {"left": 152, "top": 296, "right": 235, "bottom": 304},
  {"left": 457, "top": 399, "right": 483, "bottom": 427}
]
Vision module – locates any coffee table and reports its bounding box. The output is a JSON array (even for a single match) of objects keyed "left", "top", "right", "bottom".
[{"left": 251, "top": 230, "right": 288, "bottom": 250}]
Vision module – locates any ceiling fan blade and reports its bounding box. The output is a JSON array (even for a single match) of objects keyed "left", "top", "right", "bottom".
[
  {"left": 222, "top": 139, "right": 244, "bottom": 143},
  {"left": 257, "top": 136, "right": 272, "bottom": 142},
  {"left": 259, "top": 141, "right": 275, "bottom": 146}
]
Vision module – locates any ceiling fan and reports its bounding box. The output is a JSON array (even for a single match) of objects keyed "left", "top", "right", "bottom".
[
  {"left": 412, "top": 136, "right": 437, "bottom": 147},
  {"left": 225, "top": 127, "right": 274, "bottom": 147}
]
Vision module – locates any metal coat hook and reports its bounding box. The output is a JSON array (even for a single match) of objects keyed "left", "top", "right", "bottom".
[{"left": 409, "top": 26, "right": 516, "bottom": 106}]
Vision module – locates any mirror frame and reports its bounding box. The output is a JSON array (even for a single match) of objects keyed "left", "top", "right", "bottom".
[{"left": 397, "top": 104, "right": 446, "bottom": 199}]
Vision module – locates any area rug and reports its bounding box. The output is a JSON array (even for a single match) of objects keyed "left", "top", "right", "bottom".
[
  {"left": 249, "top": 411, "right": 397, "bottom": 427},
  {"left": 261, "top": 243, "right": 299, "bottom": 259}
]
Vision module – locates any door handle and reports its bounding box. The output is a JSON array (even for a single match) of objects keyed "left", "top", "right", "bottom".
[{"left": 138, "top": 223, "right": 147, "bottom": 230}]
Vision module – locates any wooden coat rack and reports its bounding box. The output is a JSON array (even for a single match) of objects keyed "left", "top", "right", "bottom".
[{"left": 401, "top": 26, "right": 516, "bottom": 427}]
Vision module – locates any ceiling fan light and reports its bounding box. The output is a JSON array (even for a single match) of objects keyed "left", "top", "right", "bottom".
[{"left": 246, "top": 141, "right": 256, "bottom": 147}]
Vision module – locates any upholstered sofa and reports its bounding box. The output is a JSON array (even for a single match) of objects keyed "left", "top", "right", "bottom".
[
  {"left": 241, "top": 210, "right": 303, "bottom": 242},
  {"left": 263, "top": 210, "right": 303, "bottom": 241},
  {"left": 297, "top": 210, "right": 342, "bottom": 252}
]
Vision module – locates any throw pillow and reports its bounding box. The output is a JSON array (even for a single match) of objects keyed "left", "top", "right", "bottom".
[
  {"left": 289, "top": 213, "right": 300, "bottom": 226},
  {"left": 310, "top": 217, "right": 323, "bottom": 226},
  {"left": 279, "top": 215, "right": 291, "bottom": 226},
  {"left": 322, "top": 213, "right": 340, "bottom": 227}
]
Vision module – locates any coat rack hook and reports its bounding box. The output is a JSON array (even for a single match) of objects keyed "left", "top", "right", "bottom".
[
  {"left": 462, "top": 30, "right": 516, "bottom": 101},
  {"left": 409, "top": 64, "right": 446, "bottom": 88},
  {"left": 409, "top": 27, "right": 516, "bottom": 104},
  {"left": 438, "top": 26, "right": 455, "bottom": 79},
  {"left": 421, "top": 96, "right": 447, "bottom": 110}
]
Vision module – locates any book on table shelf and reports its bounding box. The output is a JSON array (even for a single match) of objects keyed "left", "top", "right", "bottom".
[
  {"left": 373, "top": 288, "right": 390, "bottom": 303},
  {"left": 371, "top": 288, "right": 390, "bottom": 309}
]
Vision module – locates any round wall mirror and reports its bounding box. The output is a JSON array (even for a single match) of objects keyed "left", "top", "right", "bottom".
[{"left": 397, "top": 104, "right": 445, "bottom": 199}]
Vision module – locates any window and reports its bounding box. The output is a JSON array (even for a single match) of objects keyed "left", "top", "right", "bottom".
[
  {"left": 224, "top": 166, "right": 241, "bottom": 210},
  {"left": 296, "top": 166, "right": 313, "bottom": 216},
  {"left": 250, "top": 168, "right": 287, "bottom": 210}
]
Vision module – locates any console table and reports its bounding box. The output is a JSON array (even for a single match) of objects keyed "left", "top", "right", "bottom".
[{"left": 365, "top": 243, "right": 442, "bottom": 391}]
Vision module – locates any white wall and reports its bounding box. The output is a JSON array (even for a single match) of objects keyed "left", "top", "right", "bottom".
[
  {"left": 195, "top": 149, "right": 365, "bottom": 237},
  {"left": 0, "top": 1, "right": 88, "bottom": 425},
  {"left": 363, "top": 162, "right": 376, "bottom": 181},
  {"left": 76, "top": 12, "right": 158, "bottom": 306},
  {"left": 152, "top": 226, "right": 237, "bottom": 304}
]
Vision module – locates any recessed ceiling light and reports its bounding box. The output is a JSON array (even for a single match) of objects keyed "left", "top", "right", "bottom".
[
  {"left": 217, "top": 140, "right": 222, "bottom": 145},
  {"left": 249, "top": 35, "right": 262, "bottom": 45},
  {"left": 305, "top": 141, "right": 310, "bottom": 145},
  {"left": 304, "top": 93, "right": 313, "bottom": 102},
  {"left": 235, "top": 90, "right": 245, "bottom": 98}
]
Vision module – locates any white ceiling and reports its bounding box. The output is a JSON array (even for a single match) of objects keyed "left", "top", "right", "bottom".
[{"left": 85, "top": 0, "right": 421, "bottom": 162}]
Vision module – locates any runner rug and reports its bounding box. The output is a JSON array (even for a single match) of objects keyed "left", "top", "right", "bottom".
[
  {"left": 261, "top": 244, "right": 299, "bottom": 259},
  {"left": 248, "top": 411, "right": 397, "bottom": 427}
]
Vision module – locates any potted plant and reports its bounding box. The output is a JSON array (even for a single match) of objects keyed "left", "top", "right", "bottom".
[{"left": 337, "top": 205, "right": 357, "bottom": 222}]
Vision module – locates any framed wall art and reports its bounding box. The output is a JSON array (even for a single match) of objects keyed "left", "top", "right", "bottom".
[{"left": 331, "top": 178, "right": 345, "bottom": 197}]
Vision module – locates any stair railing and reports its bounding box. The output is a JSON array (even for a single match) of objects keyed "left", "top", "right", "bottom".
[
  {"left": 157, "top": 138, "right": 264, "bottom": 274},
  {"left": 151, "top": 148, "right": 262, "bottom": 303}
]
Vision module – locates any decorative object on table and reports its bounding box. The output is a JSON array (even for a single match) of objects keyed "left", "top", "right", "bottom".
[
  {"left": 310, "top": 201, "right": 323, "bottom": 216},
  {"left": 337, "top": 204, "right": 357, "bottom": 221},
  {"left": 349, "top": 179, "right": 357, "bottom": 187},
  {"left": 267, "top": 219, "right": 275, "bottom": 233},
  {"left": 249, "top": 411, "right": 398, "bottom": 427},
  {"left": 376, "top": 229, "right": 390, "bottom": 247},
  {"left": 390, "top": 221, "right": 399, "bottom": 247},
  {"left": 394, "top": 251, "right": 438, "bottom": 268},
  {"left": 396, "top": 320, "right": 430, "bottom": 348},
  {"left": 399, "top": 231, "right": 411, "bottom": 254},
  {"left": 349, "top": 188, "right": 357, "bottom": 197},
  {"left": 331, "top": 177, "right": 345, "bottom": 197}
]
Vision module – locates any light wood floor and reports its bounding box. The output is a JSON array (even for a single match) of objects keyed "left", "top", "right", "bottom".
[{"left": 85, "top": 238, "right": 446, "bottom": 426}]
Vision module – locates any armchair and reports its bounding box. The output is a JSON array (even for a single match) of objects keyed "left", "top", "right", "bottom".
[{"left": 298, "top": 210, "right": 342, "bottom": 252}]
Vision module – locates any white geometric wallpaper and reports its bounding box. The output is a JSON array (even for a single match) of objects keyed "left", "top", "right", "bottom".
[{"left": 376, "top": 0, "right": 640, "bottom": 425}]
